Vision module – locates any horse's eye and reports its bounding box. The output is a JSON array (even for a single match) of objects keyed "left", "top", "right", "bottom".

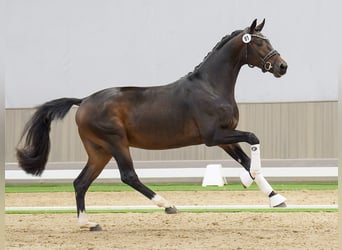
[{"left": 255, "top": 39, "right": 263, "bottom": 46}]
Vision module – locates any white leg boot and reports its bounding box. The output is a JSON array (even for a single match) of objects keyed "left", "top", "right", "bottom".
[{"left": 241, "top": 144, "right": 286, "bottom": 207}]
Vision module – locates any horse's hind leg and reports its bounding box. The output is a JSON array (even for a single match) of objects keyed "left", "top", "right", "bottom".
[
  {"left": 220, "top": 144, "right": 251, "bottom": 171},
  {"left": 220, "top": 143, "right": 286, "bottom": 207},
  {"left": 112, "top": 144, "right": 177, "bottom": 214},
  {"left": 73, "top": 138, "right": 111, "bottom": 231}
]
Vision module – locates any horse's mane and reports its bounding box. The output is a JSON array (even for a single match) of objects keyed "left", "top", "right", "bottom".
[{"left": 187, "top": 29, "right": 243, "bottom": 78}]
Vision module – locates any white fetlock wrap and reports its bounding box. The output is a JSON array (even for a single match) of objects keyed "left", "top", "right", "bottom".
[
  {"left": 152, "top": 194, "right": 172, "bottom": 208},
  {"left": 254, "top": 173, "right": 273, "bottom": 196},
  {"left": 78, "top": 211, "right": 98, "bottom": 230},
  {"left": 250, "top": 144, "right": 261, "bottom": 177},
  {"left": 269, "top": 193, "right": 287, "bottom": 207},
  {"left": 240, "top": 169, "right": 254, "bottom": 188},
  {"left": 80, "top": 221, "right": 99, "bottom": 230}
]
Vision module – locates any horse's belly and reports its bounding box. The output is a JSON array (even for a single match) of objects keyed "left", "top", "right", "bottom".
[
  {"left": 129, "top": 138, "right": 202, "bottom": 150},
  {"left": 127, "top": 123, "right": 202, "bottom": 150}
]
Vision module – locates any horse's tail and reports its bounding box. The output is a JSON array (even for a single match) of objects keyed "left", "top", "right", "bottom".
[{"left": 16, "top": 97, "right": 83, "bottom": 176}]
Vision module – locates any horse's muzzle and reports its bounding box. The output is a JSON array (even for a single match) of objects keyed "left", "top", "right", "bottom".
[{"left": 273, "top": 59, "right": 288, "bottom": 78}]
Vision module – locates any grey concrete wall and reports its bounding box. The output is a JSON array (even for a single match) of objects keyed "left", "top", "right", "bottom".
[{"left": 5, "top": 0, "right": 341, "bottom": 108}]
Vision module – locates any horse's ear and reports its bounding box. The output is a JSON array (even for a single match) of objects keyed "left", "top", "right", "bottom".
[
  {"left": 249, "top": 19, "right": 257, "bottom": 33},
  {"left": 255, "top": 19, "right": 265, "bottom": 32}
]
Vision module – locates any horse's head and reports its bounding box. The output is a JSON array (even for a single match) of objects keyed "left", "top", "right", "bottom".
[{"left": 241, "top": 19, "right": 287, "bottom": 78}]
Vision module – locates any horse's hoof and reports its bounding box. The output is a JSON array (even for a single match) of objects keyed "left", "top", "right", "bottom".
[
  {"left": 80, "top": 222, "right": 102, "bottom": 231},
  {"left": 269, "top": 193, "right": 287, "bottom": 207},
  {"left": 89, "top": 224, "right": 102, "bottom": 231},
  {"left": 274, "top": 202, "right": 287, "bottom": 208},
  {"left": 165, "top": 206, "right": 178, "bottom": 214}
]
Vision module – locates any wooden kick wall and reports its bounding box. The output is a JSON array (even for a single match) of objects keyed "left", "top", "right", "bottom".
[{"left": 5, "top": 101, "right": 337, "bottom": 163}]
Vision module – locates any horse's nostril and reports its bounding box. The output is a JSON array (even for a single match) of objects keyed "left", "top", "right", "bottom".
[{"left": 280, "top": 63, "right": 288, "bottom": 70}]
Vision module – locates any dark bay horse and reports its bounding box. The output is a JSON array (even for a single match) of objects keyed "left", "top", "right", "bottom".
[{"left": 17, "top": 19, "right": 288, "bottom": 231}]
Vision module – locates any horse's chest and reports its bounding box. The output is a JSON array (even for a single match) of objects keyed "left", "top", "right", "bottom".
[{"left": 215, "top": 103, "right": 239, "bottom": 129}]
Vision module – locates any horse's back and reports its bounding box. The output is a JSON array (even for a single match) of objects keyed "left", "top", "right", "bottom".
[{"left": 75, "top": 82, "right": 203, "bottom": 149}]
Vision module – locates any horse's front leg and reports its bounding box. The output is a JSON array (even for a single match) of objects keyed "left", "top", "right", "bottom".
[
  {"left": 207, "top": 130, "right": 286, "bottom": 207},
  {"left": 206, "top": 129, "right": 262, "bottom": 180}
]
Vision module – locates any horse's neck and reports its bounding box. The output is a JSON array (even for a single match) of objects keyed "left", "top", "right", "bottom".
[{"left": 199, "top": 42, "right": 244, "bottom": 99}]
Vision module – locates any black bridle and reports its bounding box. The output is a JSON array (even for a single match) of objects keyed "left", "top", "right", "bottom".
[{"left": 243, "top": 33, "right": 279, "bottom": 72}]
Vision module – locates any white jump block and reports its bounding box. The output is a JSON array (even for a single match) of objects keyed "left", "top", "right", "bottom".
[{"left": 202, "top": 164, "right": 227, "bottom": 187}]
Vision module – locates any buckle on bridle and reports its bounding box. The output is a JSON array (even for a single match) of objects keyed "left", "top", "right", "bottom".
[
  {"left": 262, "top": 50, "right": 279, "bottom": 72},
  {"left": 264, "top": 62, "right": 272, "bottom": 71}
]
